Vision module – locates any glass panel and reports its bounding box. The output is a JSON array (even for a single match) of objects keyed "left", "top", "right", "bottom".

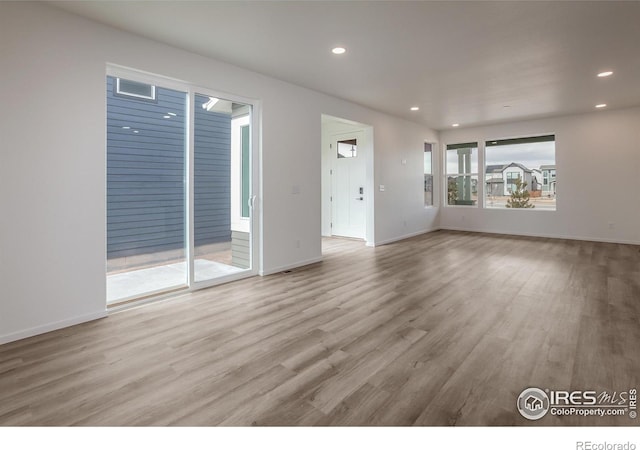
[
  {"left": 194, "top": 95, "right": 251, "bottom": 283},
  {"left": 485, "top": 136, "right": 556, "bottom": 210},
  {"left": 106, "top": 76, "right": 187, "bottom": 304},
  {"left": 446, "top": 142, "right": 478, "bottom": 206},
  {"left": 424, "top": 143, "right": 433, "bottom": 207},
  {"left": 447, "top": 175, "right": 478, "bottom": 206},
  {"left": 337, "top": 139, "right": 357, "bottom": 158},
  {"left": 446, "top": 144, "right": 478, "bottom": 174},
  {"left": 241, "top": 125, "right": 250, "bottom": 218}
]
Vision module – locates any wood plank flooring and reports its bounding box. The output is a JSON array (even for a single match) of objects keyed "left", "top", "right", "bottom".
[{"left": 1, "top": 230, "right": 639, "bottom": 426}]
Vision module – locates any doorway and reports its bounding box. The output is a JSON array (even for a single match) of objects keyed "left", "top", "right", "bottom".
[
  {"left": 105, "top": 68, "right": 259, "bottom": 305},
  {"left": 321, "top": 115, "right": 374, "bottom": 247}
]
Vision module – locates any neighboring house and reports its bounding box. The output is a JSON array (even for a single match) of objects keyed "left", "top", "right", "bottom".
[
  {"left": 485, "top": 162, "right": 542, "bottom": 196},
  {"left": 540, "top": 164, "right": 557, "bottom": 196},
  {"left": 485, "top": 164, "right": 506, "bottom": 196}
]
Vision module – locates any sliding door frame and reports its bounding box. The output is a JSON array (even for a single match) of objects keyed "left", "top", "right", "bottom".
[
  {"left": 188, "top": 83, "right": 261, "bottom": 290},
  {"left": 106, "top": 64, "right": 261, "bottom": 306}
]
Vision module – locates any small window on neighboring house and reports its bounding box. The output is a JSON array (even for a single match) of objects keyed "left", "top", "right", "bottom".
[
  {"left": 506, "top": 171, "right": 519, "bottom": 193},
  {"left": 115, "top": 78, "right": 156, "bottom": 101}
]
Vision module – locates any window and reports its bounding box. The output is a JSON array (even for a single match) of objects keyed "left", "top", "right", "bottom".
[
  {"left": 424, "top": 143, "right": 433, "bottom": 207},
  {"left": 506, "top": 171, "right": 519, "bottom": 193},
  {"left": 446, "top": 142, "right": 478, "bottom": 206},
  {"left": 485, "top": 135, "right": 556, "bottom": 210},
  {"left": 241, "top": 124, "right": 250, "bottom": 218},
  {"left": 337, "top": 139, "right": 357, "bottom": 158},
  {"left": 115, "top": 77, "right": 156, "bottom": 101}
]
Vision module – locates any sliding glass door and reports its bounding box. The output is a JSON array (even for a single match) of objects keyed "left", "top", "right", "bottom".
[
  {"left": 192, "top": 93, "right": 253, "bottom": 284},
  {"left": 106, "top": 71, "right": 256, "bottom": 305}
]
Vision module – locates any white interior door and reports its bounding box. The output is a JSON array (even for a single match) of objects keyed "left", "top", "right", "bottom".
[{"left": 331, "top": 133, "right": 366, "bottom": 239}]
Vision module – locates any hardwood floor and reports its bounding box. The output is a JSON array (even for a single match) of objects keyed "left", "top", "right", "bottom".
[{"left": 1, "top": 230, "right": 639, "bottom": 426}]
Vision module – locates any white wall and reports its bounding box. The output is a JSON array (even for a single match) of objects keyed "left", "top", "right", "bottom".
[
  {"left": 371, "top": 118, "right": 440, "bottom": 245},
  {"left": 0, "top": 2, "right": 437, "bottom": 343},
  {"left": 439, "top": 107, "right": 640, "bottom": 244}
]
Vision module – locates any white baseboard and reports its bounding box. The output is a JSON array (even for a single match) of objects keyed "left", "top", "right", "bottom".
[
  {"left": 0, "top": 310, "right": 108, "bottom": 346},
  {"left": 370, "top": 227, "right": 440, "bottom": 247},
  {"left": 259, "top": 256, "right": 324, "bottom": 276},
  {"left": 440, "top": 226, "right": 640, "bottom": 246}
]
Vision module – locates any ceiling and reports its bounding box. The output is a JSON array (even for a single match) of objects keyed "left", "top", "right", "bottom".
[{"left": 52, "top": 1, "right": 640, "bottom": 130}]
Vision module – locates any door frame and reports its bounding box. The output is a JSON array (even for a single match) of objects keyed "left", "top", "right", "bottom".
[{"left": 321, "top": 114, "right": 375, "bottom": 247}]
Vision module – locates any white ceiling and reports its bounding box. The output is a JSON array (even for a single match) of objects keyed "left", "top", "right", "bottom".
[{"left": 52, "top": 1, "right": 640, "bottom": 130}]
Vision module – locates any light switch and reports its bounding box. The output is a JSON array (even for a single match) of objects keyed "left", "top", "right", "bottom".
[{"left": 379, "top": 185, "right": 385, "bottom": 192}]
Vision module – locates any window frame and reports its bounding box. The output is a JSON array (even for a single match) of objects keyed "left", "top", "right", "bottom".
[
  {"left": 444, "top": 142, "right": 479, "bottom": 208},
  {"left": 115, "top": 77, "right": 157, "bottom": 101}
]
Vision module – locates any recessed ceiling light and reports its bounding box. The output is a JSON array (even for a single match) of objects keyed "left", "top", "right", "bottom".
[
  {"left": 452, "top": 123, "right": 460, "bottom": 127},
  {"left": 332, "top": 47, "right": 346, "bottom": 55},
  {"left": 410, "top": 106, "right": 419, "bottom": 111},
  {"left": 163, "top": 115, "right": 171, "bottom": 119},
  {"left": 133, "top": 130, "right": 139, "bottom": 133},
  {"left": 595, "top": 103, "right": 607, "bottom": 108},
  {"left": 122, "top": 126, "right": 130, "bottom": 129},
  {"left": 597, "top": 71, "right": 613, "bottom": 78},
  {"left": 167, "top": 112, "right": 177, "bottom": 116}
]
